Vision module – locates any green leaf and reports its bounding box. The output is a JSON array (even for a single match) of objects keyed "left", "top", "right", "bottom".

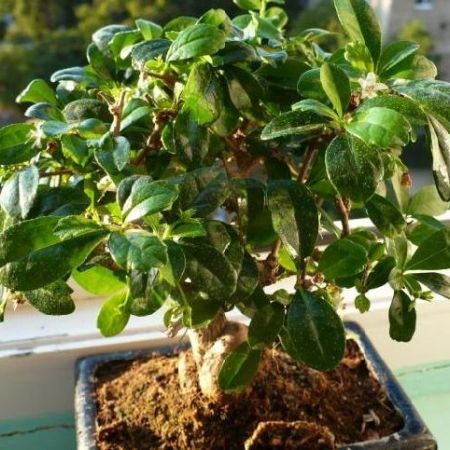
[
  {"left": 126, "top": 270, "right": 168, "bottom": 316},
  {"left": 120, "top": 177, "right": 178, "bottom": 223},
  {"left": 178, "top": 167, "right": 229, "bottom": 217},
  {"left": 365, "top": 256, "right": 396, "bottom": 291},
  {"left": 73, "top": 265, "right": 126, "bottom": 296},
  {"left": 346, "top": 107, "right": 411, "bottom": 148},
  {"left": 407, "top": 215, "right": 445, "bottom": 246},
  {"left": 183, "top": 63, "right": 222, "bottom": 125},
  {"left": 108, "top": 30, "right": 142, "bottom": 61},
  {"left": 333, "top": 0, "right": 381, "bottom": 63},
  {"left": 320, "top": 63, "right": 350, "bottom": 117},
  {"left": 87, "top": 43, "right": 115, "bottom": 79},
  {"left": 378, "top": 41, "right": 419, "bottom": 77},
  {"left": 136, "top": 18, "right": 163, "bottom": 40},
  {"left": 413, "top": 272, "right": 450, "bottom": 299},
  {"left": 180, "top": 240, "right": 237, "bottom": 300},
  {"left": 53, "top": 216, "right": 105, "bottom": 240},
  {"left": 325, "top": 134, "right": 383, "bottom": 201},
  {"left": 344, "top": 41, "right": 374, "bottom": 72},
  {"left": 297, "top": 69, "right": 327, "bottom": 101},
  {"left": 61, "top": 135, "right": 90, "bottom": 167},
  {"left": 268, "top": 180, "right": 319, "bottom": 260},
  {"left": 218, "top": 342, "right": 262, "bottom": 393},
  {"left": 166, "top": 24, "right": 226, "bottom": 62},
  {"left": 408, "top": 185, "right": 449, "bottom": 216},
  {"left": 63, "top": 99, "right": 111, "bottom": 123},
  {"left": 406, "top": 228, "right": 450, "bottom": 271},
  {"left": 0, "top": 166, "right": 39, "bottom": 219},
  {"left": 319, "top": 238, "right": 368, "bottom": 280},
  {"left": 0, "top": 216, "right": 108, "bottom": 291},
  {"left": 427, "top": 116, "right": 450, "bottom": 201},
  {"left": 394, "top": 80, "right": 450, "bottom": 130},
  {"left": 183, "top": 296, "right": 222, "bottom": 328},
  {"left": 261, "top": 110, "right": 327, "bottom": 140},
  {"left": 132, "top": 39, "right": 171, "bottom": 70},
  {"left": 248, "top": 302, "right": 284, "bottom": 348},
  {"left": 108, "top": 231, "right": 167, "bottom": 271},
  {"left": 24, "top": 102, "right": 64, "bottom": 122},
  {"left": 24, "top": 280, "right": 74, "bottom": 315},
  {"left": 0, "top": 123, "right": 37, "bottom": 165},
  {"left": 16, "top": 79, "right": 57, "bottom": 106},
  {"left": 284, "top": 290, "right": 345, "bottom": 371},
  {"left": 389, "top": 290, "right": 416, "bottom": 342},
  {"left": 97, "top": 290, "right": 129, "bottom": 337},
  {"left": 212, "top": 41, "right": 258, "bottom": 66},
  {"left": 291, "top": 99, "right": 339, "bottom": 121},
  {"left": 93, "top": 24, "right": 133, "bottom": 57},
  {"left": 354, "top": 95, "right": 427, "bottom": 126},
  {"left": 233, "top": 0, "right": 261, "bottom": 10},
  {"left": 160, "top": 240, "right": 186, "bottom": 286},
  {"left": 365, "top": 194, "right": 406, "bottom": 237}
]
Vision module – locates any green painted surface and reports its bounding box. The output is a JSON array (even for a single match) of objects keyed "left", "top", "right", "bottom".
[
  {"left": 0, "top": 362, "right": 449, "bottom": 449},
  {"left": 0, "top": 410, "right": 76, "bottom": 450},
  {"left": 395, "top": 361, "right": 450, "bottom": 449}
]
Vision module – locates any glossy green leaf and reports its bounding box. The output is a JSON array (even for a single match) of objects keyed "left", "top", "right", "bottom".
[
  {"left": 346, "top": 107, "right": 411, "bottom": 148},
  {"left": 413, "top": 272, "right": 450, "bottom": 299},
  {"left": 180, "top": 240, "right": 237, "bottom": 300},
  {"left": 248, "top": 302, "right": 284, "bottom": 348},
  {"left": 325, "top": 134, "right": 383, "bottom": 201},
  {"left": 131, "top": 39, "right": 171, "bottom": 70},
  {"left": 136, "top": 18, "right": 163, "bottom": 40},
  {"left": 218, "top": 342, "right": 262, "bottom": 393},
  {"left": 73, "top": 265, "right": 126, "bottom": 296},
  {"left": 427, "top": 116, "right": 450, "bottom": 201},
  {"left": 406, "top": 228, "right": 450, "bottom": 271},
  {"left": 16, "top": 79, "right": 57, "bottom": 106},
  {"left": 389, "top": 290, "right": 416, "bottom": 342},
  {"left": 87, "top": 43, "right": 115, "bottom": 79},
  {"left": 183, "top": 62, "right": 222, "bottom": 125},
  {"left": 97, "top": 290, "right": 129, "bottom": 337},
  {"left": 233, "top": 0, "right": 260, "bottom": 10},
  {"left": 297, "top": 68, "right": 327, "bottom": 101},
  {"left": 0, "top": 123, "right": 37, "bottom": 165},
  {"left": 120, "top": 177, "right": 178, "bottom": 223},
  {"left": 53, "top": 216, "right": 105, "bottom": 240},
  {"left": 108, "top": 30, "right": 142, "bottom": 60},
  {"left": 0, "top": 166, "right": 39, "bottom": 219},
  {"left": 291, "top": 99, "right": 338, "bottom": 121},
  {"left": 365, "top": 256, "right": 396, "bottom": 291},
  {"left": 159, "top": 241, "right": 186, "bottom": 286},
  {"left": 0, "top": 216, "right": 108, "bottom": 291},
  {"left": 284, "top": 290, "right": 345, "bottom": 371},
  {"left": 408, "top": 185, "right": 449, "bottom": 216},
  {"left": 108, "top": 231, "right": 167, "bottom": 271},
  {"left": 355, "top": 294, "right": 370, "bottom": 313},
  {"left": 268, "top": 180, "right": 319, "bottom": 260},
  {"left": 24, "top": 280, "right": 75, "bottom": 315},
  {"left": 261, "top": 110, "right": 327, "bottom": 140},
  {"left": 319, "top": 238, "right": 368, "bottom": 280},
  {"left": 61, "top": 135, "right": 91, "bottom": 167},
  {"left": 334, "top": 0, "right": 381, "bottom": 63},
  {"left": 166, "top": 24, "right": 226, "bottom": 62},
  {"left": 344, "top": 41, "right": 374, "bottom": 72},
  {"left": 378, "top": 41, "right": 419, "bottom": 77},
  {"left": 366, "top": 194, "right": 406, "bottom": 237},
  {"left": 320, "top": 62, "right": 350, "bottom": 117}
]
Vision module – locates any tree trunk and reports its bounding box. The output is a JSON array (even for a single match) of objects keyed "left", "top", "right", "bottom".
[{"left": 178, "top": 311, "right": 248, "bottom": 399}]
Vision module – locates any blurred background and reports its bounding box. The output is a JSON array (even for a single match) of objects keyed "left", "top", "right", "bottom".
[{"left": 0, "top": 0, "right": 448, "bottom": 181}]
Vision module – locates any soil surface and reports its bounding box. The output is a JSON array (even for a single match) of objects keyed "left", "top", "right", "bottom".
[{"left": 94, "top": 340, "right": 403, "bottom": 450}]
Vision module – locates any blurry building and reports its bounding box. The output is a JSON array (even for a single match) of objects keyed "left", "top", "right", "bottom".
[{"left": 372, "top": 0, "right": 450, "bottom": 78}]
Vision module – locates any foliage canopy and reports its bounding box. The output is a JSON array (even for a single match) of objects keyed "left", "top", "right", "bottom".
[{"left": 1, "top": 0, "right": 450, "bottom": 391}]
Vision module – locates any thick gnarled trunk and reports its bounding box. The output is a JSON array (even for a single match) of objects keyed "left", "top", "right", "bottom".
[{"left": 178, "top": 311, "right": 248, "bottom": 399}]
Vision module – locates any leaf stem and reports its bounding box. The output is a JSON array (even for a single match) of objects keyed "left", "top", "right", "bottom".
[
  {"left": 110, "top": 90, "right": 127, "bottom": 137},
  {"left": 297, "top": 142, "right": 319, "bottom": 184}
]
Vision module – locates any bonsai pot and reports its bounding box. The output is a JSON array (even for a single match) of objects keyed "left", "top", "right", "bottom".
[{"left": 74, "top": 322, "right": 437, "bottom": 450}]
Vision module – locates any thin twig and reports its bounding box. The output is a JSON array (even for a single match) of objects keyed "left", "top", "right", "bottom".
[
  {"left": 110, "top": 90, "right": 127, "bottom": 137},
  {"left": 335, "top": 195, "right": 351, "bottom": 236},
  {"left": 297, "top": 142, "right": 320, "bottom": 184}
]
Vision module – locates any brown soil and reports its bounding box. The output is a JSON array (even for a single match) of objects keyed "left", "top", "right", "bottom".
[{"left": 94, "top": 340, "right": 403, "bottom": 450}]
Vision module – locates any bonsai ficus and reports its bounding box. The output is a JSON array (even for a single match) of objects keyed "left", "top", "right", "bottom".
[{"left": 1, "top": 0, "right": 450, "bottom": 405}]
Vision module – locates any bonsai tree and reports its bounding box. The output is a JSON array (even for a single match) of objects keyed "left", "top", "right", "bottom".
[{"left": 1, "top": 0, "right": 450, "bottom": 400}]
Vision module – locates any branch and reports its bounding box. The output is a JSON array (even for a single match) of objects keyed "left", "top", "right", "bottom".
[
  {"left": 297, "top": 142, "right": 320, "bottom": 184},
  {"left": 335, "top": 195, "right": 351, "bottom": 237},
  {"left": 110, "top": 91, "right": 127, "bottom": 137},
  {"left": 39, "top": 169, "right": 73, "bottom": 178}
]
